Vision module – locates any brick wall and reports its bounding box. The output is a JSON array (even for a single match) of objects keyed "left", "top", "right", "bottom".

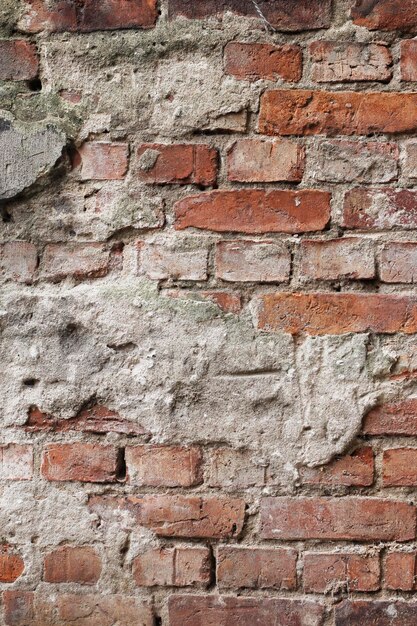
[{"left": 1, "top": 0, "right": 417, "bottom": 624}]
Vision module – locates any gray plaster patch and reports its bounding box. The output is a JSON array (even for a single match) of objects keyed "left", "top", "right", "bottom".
[
  {"left": 0, "top": 280, "right": 394, "bottom": 476},
  {"left": 0, "top": 112, "right": 65, "bottom": 200}
]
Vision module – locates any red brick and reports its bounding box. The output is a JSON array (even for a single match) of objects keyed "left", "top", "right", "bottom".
[
  {"left": 41, "top": 443, "right": 119, "bottom": 483},
  {"left": 19, "top": 0, "right": 157, "bottom": 33},
  {"left": 75, "top": 142, "right": 128, "bottom": 180},
  {"left": 260, "top": 497, "right": 416, "bottom": 541},
  {"left": 0, "top": 546, "right": 24, "bottom": 583},
  {"left": 300, "top": 447, "right": 374, "bottom": 487},
  {"left": 352, "top": 0, "right": 417, "bottom": 32},
  {"left": 88, "top": 494, "right": 245, "bottom": 538},
  {"left": 256, "top": 293, "right": 417, "bottom": 336},
  {"left": 136, "top": 144, "right": 217, "bottom": 185},
  {"left": 344, "top": 188, "right": 417, "bottom": 229},
  {"left": 310, "top": 41, "right": 392, "bottom": 82},
  {"left": 133, "top": 547, "right": 211, "bottom": 587},
  {"left": 303, "top": 552, "right": 380, "bottom": 593},
  {"left": 259, "top": 90, "right": 417, "bottom": 136},
  {"left": 380, "top": 243, "right": 417, "bottom": 283},
  {"left": 336, "top": 600, "right": 417, "bottom": 626},
  {"left": 138, "top": 240, "right": 208, "bottom": 281},
  {"left": 401, "top": 40, "right": 417, "bottom": 81},
  {"left": 0, "top": 40, "right": 38, "bottom": 81},
  {"left": 126, "top": 445, "right": 203, "bottom": 487},
  {"left": 216, "top": 240, "right": 290, "bottom": 283},
  {"left": 25, "top": 404, "right": 147, "bottom": 436},
  {"left": 385, "top": 552, "right": 416, "bottom": 590},
  {"left": 0, "top": 444, "right": 33, "bottom": 480},
  {"left": 383, "top": 448, "right": 417, "bottom": 486},
  {"left": 364, "top": 399, "right": 417, "bottom": 436},
  {"left": 224, "top": 42, "right": 302, "bottom": 82},
  {"left": 208, "top": 448, "right": 265, "bottom": 488},
  {"left": 311, "top": 140, "right": 399, "bottom": 184},
  {"left": 44, "top": 546, "right": 101, "bottom": 584},
  {"left": 175, "top": 190, "right": 331, "bottom": 234},
  {"left": 3, "top": 591, "right": 153, "bottom": 626},
  {"left": 300, "top": 238, "right": 375, "bottom": 281},
  {"left": 227, "top": 139, "right": 304, "bottom": 183},
  {"left": 217, "top": 547, "right": 297, "bottom": 590},
  {"left": 404, "top": 141, "right": 417, "bottom": 180},
  {"left": 41, "top": 243, "right": 110, "bottom": 281},
  {"left": 1, "top": 242, "right": 37, "bottom": 284},
  {"left": 168, "top": 596, "right": 325, "bottom": 626},
  {"left": 169, "top": 0, "right": 331, "bottom": 30}
]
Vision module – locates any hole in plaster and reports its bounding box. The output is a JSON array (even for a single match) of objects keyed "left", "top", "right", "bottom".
[
  {"left": 27, "top": 78, "right": 42, "bottom": 92},
  {"left": 116, "top": 448, "right": 127, "bottom": 481},
  {"left": 23, "top": 378, "right": 39, "bottom": 387}
]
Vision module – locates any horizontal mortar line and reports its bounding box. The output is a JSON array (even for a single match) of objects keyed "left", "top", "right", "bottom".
[{"left": 214, "top": 370, "right": 282, "bottom": 378}]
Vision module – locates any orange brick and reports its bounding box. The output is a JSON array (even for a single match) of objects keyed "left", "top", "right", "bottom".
[
  {"left": 383, "top": 448, "right": 417, "bottom": 486},
  {"left": 310, "top": 41, "right": 392, "bottom": 82},
  {"left": 41, "top": 443, "right": 119, "bottom": 483},
  {"left": 364, "top": 399, "right": 417, "bottom": 435},
  {"left": 352, "top": 0, "right": 417, "bottom": 32},
  {"left": 224, "top": 42, "right": 302, "bottom": 82},
  {"left": 261, "top": 497, "right": 416, "bottom": 541},
  {"left": 401, "top": 40, "right": 417, "bottom": 81},
  {"left": 216, "top": 240, "right": 290, "bottom": 283},
  {"left": 380, "top": 242, "right": 417, "bottom": 283},
  {"left": 136, "top": 143, "right": 217, "bottom": 185},
  {"left": 385, "top": 552, "right": 416, "bottom": 590},
  {"left": 300, "top": 238, "right": 375, "bottom": 281},
  {"left": 344, "top": 188, "right": 417, "bottom": 230},
  {"left": 1, "top": 242, "right": 37, "bottom": 284},
  {"left": 0, "top": 40, "right": 39, "bottom": 80},
  {"left": 41, "top": 243, "right": 110, "bottom": 281},
  {"left": 76, "top": 142, "right": 128, "bottom": 180},
  {"left": 300, "top": 448, "right": 374, "bottom": 487},
  {"left": 175, "top": 190, "right": 330, "bottom": 234},
  {"left": 0, "top": 546, "right": 24, "bottom": 583},
  {"left": 259, "top": 90, "right": 417, "bottom": 136},
  {"left": 256, "top": 293, "right": 417, "bottom": 335},
  {"left": 303, "top": 552, "right": 380, "bottom": 593}
]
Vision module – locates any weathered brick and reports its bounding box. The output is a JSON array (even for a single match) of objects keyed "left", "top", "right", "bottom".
[
  {"left": 300, "top": 238, "right": 375, "bottom": 281},
  {"left": 259, "top": 90, "right": 417, "bottom": 136},
  {"left": 175, "top": 190, "right": 331, "bottom": 234},
  {"left": 344, "top": 188, "right": 417, "bottom": 229},
  {"left": 217, "top": 547, "right": 297, "bottom": 590},
  {"left": 300, "top": 447, "right": 374, "bottom": 487},
  {"left": 88, "top": 495, "right": 245, "bottom": 538},
  {"left": 401, "top": 40, "right": 417, "bottom": 81},
  {"left": 216, "top": 240, "right": 291, "bottom": 283},
  {"left": 303, "top": 552, "right": 380, "bottom": 593},
  {"left": 256, "top": 293, "right": 417, "bottom": 336},
  {"left": 25, "top": 404, "right": 147, "bottom": 436},
  {"left": 227, "top": 139, "right": 304, "bottom": 183},
  {"left": 168, "top": 0, "right": 332, "bottom": 30},
  {"left": 1, "top": 242, "right": 37, "bottom": 284},
  {"left": 208, "top": 448, "right": 265, "bottom": 488},
  {"left": 352, "top": 0, "right": 417, "bottom": 32},
  {"left": 76, "top": 142, "right": 128, "bottom": 180},
  {"left": 310, "top": 41, "right": 392, "bottom": 82},
  {"left": 19, "top": 0, "right": 158, "bottom": 33},
  {"left": 383, "top": 448, "right": 417, "bottom": 486},
  {"left": 224, "top": 42, "right": 302, "bottom": 82},
  {"left": 41, "top": 443, "right": 119, "bottom": 483},
  {"left": 364, "top": 399, "right": 417, "bottom": 436},
  {"left": 44, "top": 546, "right": 101, "bottom": 584},
  {"left": 3, "top": 591, "right": 153, "bottom": 626},
  {"left": 0, "top": 40, "right": 39, "bottom": 81},
  {"left": 164, "top": 289, "right": 242, "bottom": 314},
  {"left": 311, "top": 140, "right": 399, "bottom": 184},
  {"left": 385, "top": 552, "right": 417, "bottom": 590},
  {"left": 136, "top": 144, "right": 217, "bottom": 185},
  {"left": 168, "top": 595, "right": 324, "bottom": 626},
  {"left": 260, "top": 497, "right": 416, "bottom": 541},
  {"left": 0, "top": 444, "right": 33, "bottom": 480},
  {"left": 41, "top": 243, "right": 110, "bottom": 281},
  {"left": 404, "top": 141, "right": 417, "bottom": 180},
  {"left": 137, "top": 240, "right": 208, "bottom": 281},
  {"left": 380, "top": 243, "right": 417, "bottom": 283},
  {"left": 125, "top": 445, "right": 203, "bottom": 487},
  {"left": 133, "top": 547, "right": 211, "bottom": 587},
  {"left": 336, "top": 600, "right": 417, "bottom": 626},
  {"left": 0, "top": 546, "right": 24, "bottom": 583}
]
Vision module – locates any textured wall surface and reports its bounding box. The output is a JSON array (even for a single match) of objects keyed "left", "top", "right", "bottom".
[{"left": 1, "top": 0, "right": 417, "bottom": 624}]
